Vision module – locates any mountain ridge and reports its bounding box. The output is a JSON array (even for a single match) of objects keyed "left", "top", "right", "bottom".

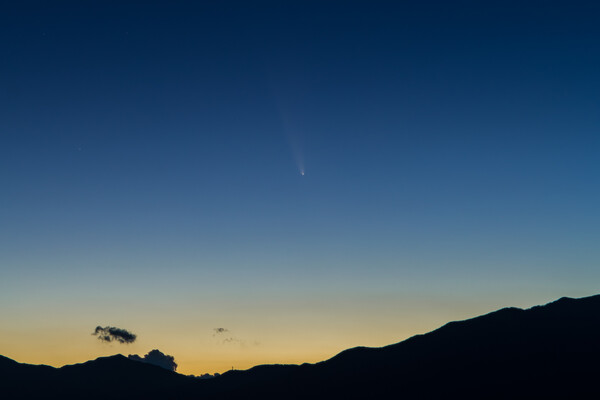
[{"left": 3, "top": 294, "right": 600, "bottom": 399}]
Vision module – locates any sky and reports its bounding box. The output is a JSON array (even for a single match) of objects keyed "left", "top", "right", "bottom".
[{"left": 1, "top": 0, "right": 599, "bottom": 375}]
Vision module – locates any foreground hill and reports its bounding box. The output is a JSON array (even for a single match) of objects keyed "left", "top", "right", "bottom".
[{"left": 3, "top": 294, "right": 600, "bottom": 399}]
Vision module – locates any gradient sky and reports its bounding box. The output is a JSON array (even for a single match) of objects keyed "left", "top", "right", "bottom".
[{"left": 1, "top": 1, "right": 600, "bottom": 375}]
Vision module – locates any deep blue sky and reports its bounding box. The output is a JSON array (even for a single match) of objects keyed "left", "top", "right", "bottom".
[{"left": 1, "top": 1, "right": 600, "bottom": 372}]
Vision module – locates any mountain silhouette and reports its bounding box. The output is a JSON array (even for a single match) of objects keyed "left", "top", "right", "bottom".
[{"left": 3, "top": 294, "right": 600, "bottom": 399}]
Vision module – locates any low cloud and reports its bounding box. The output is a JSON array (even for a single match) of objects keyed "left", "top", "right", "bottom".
[
  {"left": 192, "top": 372, "right": 221, "bottom": 379},
  {"left": 93, "top": 326, "right": 136, "bottom": 344},
  {"left": 213, "top": 328, "right": 228, "bottom": 335},
  {"left": 128, "top": 349, "right": 177, "bottom": 372}
]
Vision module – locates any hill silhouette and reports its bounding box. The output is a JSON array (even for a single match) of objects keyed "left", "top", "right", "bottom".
[{"left": 3, "top": 294, "right": 600, "bottom": 399}]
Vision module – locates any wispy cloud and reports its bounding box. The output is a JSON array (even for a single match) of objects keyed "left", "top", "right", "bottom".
[{"left": 213, "top": 327, "right": 259, "bottom": 347}]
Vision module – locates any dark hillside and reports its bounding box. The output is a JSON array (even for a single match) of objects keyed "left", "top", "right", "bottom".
[{"left": 3, "top": 295, "right": 600, "bottom": 399}]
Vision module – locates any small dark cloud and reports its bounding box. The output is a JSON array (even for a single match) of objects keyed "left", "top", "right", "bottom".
[
  {"left": 128, "top": 349, "right": 177, "bottom": 372},
  {"left": 213, "top": 327, "right": 228, "bottom": 335},
  {"left": 93, "top": 326, "right": 137, "bottom": 344}
]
